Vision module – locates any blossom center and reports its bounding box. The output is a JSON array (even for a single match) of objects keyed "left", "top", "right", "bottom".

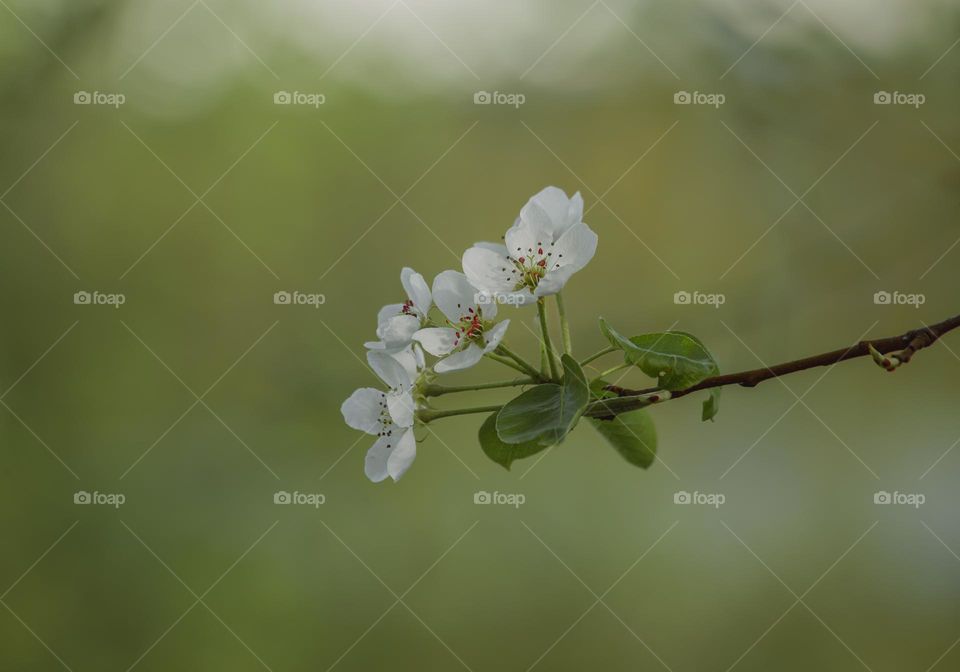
[
  {"left": 375, "top": 392, "right": 395, "bottom": 438},
  {"left": 449, "top": 306, "right": 488, "bottom": 348},
  {"left": 500, "top": 240, "right": 563, "bottom": 291}
]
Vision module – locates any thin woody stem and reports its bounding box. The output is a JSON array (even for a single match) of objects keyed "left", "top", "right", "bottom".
[
  {"left": 420, "top": 313, "right": 960, "bottom": 424},
  {"left": 589, "top": 313, "right": 960, "bottom": 419}
]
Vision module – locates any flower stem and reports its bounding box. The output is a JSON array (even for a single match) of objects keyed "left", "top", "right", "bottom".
[
  {"left": 597, "top": 363, "right": 631, "bottom": 378},
  {"left": 495, "top": 344, "right": 543, "bottom": 380},
  {"left": 556, "top": 292, "right": 572, "bottom": 355},
  {"left": 484, "top": 352, "right": 530, "bottom": 376},
  {"left": 418, "top": 405, "right": 503, "bottom": 423},
  {"left": 580, "top": 346, "right": 617, "bottom": 367},
  {"left": 537, "top": 298, "right": 561, "bottom": 380},
  {"left": 424, "top": 377, "right": 537, "bottom": 397}
]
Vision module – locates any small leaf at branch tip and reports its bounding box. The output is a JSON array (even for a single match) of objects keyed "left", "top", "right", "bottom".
[
  {"left": 868, "top": 343, "right": 891, "bottom": 370},
  {"left": 869, "top": 343, "right": 904, "bottom": 372}
]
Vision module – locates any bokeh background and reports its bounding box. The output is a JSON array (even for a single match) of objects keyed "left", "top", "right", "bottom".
[{"left": 1, "top": 0, "right": 959, "bottom": 670}]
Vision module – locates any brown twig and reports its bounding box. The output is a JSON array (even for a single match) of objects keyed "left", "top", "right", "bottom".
[{"left": 586, "top": 313, "right": 960, "bottom": 419}]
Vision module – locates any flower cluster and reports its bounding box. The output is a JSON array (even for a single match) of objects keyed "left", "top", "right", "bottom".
[{"left": 341, "top": 187, "right": 597, "bottom": 482}]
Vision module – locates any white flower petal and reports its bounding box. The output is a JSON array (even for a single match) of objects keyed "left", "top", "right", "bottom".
[
  {"left": 549, "top": 222, "right": 598, "bottom": 273},
  {"left": 432, "top": 270, "right": 483, "bottom": 324},
  {"left": 567, "top": 191, "right": 584, "bottom": 226},
  {"left": 520, "top": 186, "right": 575, "bottom": 238},
  {"left": 376, "top": 303, "right": 405, "bottom": 327},
  {"left": 376, "top": 314, "right": 420, "bottom": 347},
  {"left": 412, "top": 343, "right": 425, "bottom": 370},
  {"left": 401, "top": 267, "right": 432, "bottom": 315},
  {"left": 387, "top": 429, "right": 417, "bottom": 481},
  {"left": 367, "top": 350, "right": 412, "bottom": 390},
  {"left": 473, "top": 241, "right": 509, "bottom": 255},
  {"left": 463, "top": 246, "right": 517, "bottom": 297},
  {"left": 482, "top": 320, "right": 510, "bottom": 353},
  {"left": 413, "top": 327, "right": 458, "bottom": 356},
  {"left": 364, "top": 435, "right": 393, "bottom": 483},
  {"left": 391, "top": 346, "right": 422, "bottom": 382},
  {"left": 341, "top": 388, "right": 387, "bottom": 435},
  {"left": 387, "top": 390, "right": 415, "bottom": 428},
  {"left": 504, "top": 218, "right": 551, "bottom": 263},
  {"left": 435, "top": 344, "right": 486, "bottom": 373},
  {"left": 519, "top": 200, "right": 553, "bottom": 233}
]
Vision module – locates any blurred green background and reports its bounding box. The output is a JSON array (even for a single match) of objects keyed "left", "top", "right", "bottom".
[{"left": 2, "top": 0, "right": 960, "bottom": 670}]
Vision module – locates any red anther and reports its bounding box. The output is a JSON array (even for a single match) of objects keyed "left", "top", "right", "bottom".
[
  {"left": 518, "top": 257, "right": 525, "bottom": 264},
  {"left": 537, "top": 259, "right": 547, "bottom": 268}
]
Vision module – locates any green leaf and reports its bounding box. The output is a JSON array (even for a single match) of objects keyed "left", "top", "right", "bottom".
[
  {"left": 560, "top": 353, "right": 589, "bottom": 407},
  {"left": 478, "top": 412, "right": 548, "bottom": 470},
  {"left": 672, "top": 330, "right": 721, "bottom": 422},
  {"left": 496, "top": 354, "right": 590, "bottom": 446},
  {"left": 599, "top": 318, "right": 716, "bottom": 390},
  {"left": 702, "top": 387, "right": 721, "bottom": 422},
  {"left": 589, "top": 378, "right": 617, "bottom": 400},
  {"left": 589, "top": 409, "right": 658, "bottom": 469},
  {"left": 599, "top": 320, "right": 722, "bottom": 420}
]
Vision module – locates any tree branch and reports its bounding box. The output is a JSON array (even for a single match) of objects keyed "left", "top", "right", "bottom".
[{"left": 588, "top": 313, "right": 960, "bottom": 419}]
